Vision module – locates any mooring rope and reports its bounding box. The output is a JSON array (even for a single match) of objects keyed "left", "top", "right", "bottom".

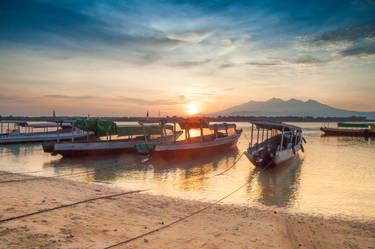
[
  {"left": 0, "top": 189, "right": 147, "bottom": 224},
  {"left": 214, "top": 152, "right": 244, "bottom": 176},
  {"left": 0, "top": 170, "right": 41, "bottom": 176},
  {"left": 103, "top": 163, "right": 270, "bottom": 249}
]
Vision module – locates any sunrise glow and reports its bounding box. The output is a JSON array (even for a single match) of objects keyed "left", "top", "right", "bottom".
[{"left": 186, "top": 103, "right": 199, "bottom": 115}]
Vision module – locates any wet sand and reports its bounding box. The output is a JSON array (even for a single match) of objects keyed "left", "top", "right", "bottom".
[{"left": 0, "top": 171, "right": 374, "bottom": 249}]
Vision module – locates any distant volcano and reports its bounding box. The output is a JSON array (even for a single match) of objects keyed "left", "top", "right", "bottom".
[{"left": 210, "top": 98, "right": 375, "bottom": 119}]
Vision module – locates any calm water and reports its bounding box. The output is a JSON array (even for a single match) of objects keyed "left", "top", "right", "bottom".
[{"left": 1, "top": 122, "right": 374, "bottom": 223}]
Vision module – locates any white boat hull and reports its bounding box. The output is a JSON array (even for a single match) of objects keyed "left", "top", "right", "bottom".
[
  {"left": 153, "top": 132, "right": 242, "bottom": 156},
  {"left": 245, "top": 140, "right": 303, "bottom": 168},
  {"left": 274, "top": 143, "right": 302, "bottom": 166}
]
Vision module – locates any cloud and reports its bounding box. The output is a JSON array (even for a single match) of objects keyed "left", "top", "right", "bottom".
[
  {"left": 246, "top": 62, "right": 280, "bottom": 67},
  {"left": 298, "top": 21, "right": 375, "bottom": 49},
  {"left": 283, "top": 55, "right": 332, "bottom": 64},
  {"left": 168, "top": 59, "right": 211, "bottom": 68},
  {"left": 167, "top": 30, "right": 214, "bottom": 43},
  {"left": 337, "top": 42, "right": 375, "bottom": 57},
  {"left": 219, "top": 63, "right": 235, "bottom": 68}
]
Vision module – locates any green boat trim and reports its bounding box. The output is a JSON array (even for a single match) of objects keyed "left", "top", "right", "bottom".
[
  {"left": 337, "top": 122, "right": 370, "bottom": 128},
  {"left": 74, "top": 119, "right": 173, "bottom": 137}
]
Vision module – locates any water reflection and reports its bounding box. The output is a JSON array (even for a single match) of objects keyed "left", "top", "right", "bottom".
[
  {"left": 149, "top": 147, "right": 239, "bottom": 191},
  {"left": 247, "top": 155, "right": 303, "bottom": 208},
  {"left": 42, "top": 146, "right": 240, "bottom": 191},
  {"left": 0, "top": 143, "right": 41, "bottom": 157}
]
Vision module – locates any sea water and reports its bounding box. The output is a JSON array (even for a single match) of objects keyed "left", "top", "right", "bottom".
[{"left": 0, "top": 122, "right": 374, "bottom": 222}]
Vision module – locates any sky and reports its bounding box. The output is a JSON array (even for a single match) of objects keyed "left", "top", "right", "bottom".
[{"left": 0, "top": 0, "right": 375, "bottom": 116}]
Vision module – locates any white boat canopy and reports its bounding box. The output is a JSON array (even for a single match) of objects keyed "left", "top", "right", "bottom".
[
  {"left": 209, "top": 123, "right": 236, "bottom": 130},
  {"left": 250, "top": 121, "right": 301, "bottom": 131}
]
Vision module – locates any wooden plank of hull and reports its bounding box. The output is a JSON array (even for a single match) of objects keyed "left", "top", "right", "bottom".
[
  {"left": 320, "top": 127, "right": 375, "bottom": 137},
  {"left": 47, "top": 131, "right": 182, "bottom": 156},
  {"left": 54, "top": 147, "right": 136, "bottom": 156},
  {"left": 52, "top": 141, "right": 136, "bottom": 156},
  {"left": 152, "top": 134, "right": 241, "bottom": 158}
]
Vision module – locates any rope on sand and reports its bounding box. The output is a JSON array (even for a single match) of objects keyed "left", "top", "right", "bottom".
[
  {"left": 0, "top": 189, "right": 147, "bottom": 224},
  {"left": 0, "top": 170, "right": 41, "bottom": 176},
  {"left": 103, "top": 164, "right": 270, "bottom": 249}
]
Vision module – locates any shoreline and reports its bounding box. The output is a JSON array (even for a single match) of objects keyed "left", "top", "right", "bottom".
[{"left": 0, "top": 171, "right": 374, "bottom": 248}]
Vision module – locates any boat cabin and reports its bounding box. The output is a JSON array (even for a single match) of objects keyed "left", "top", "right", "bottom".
[
  {"left": 249, "top": 121, "right": 302, "bottom": 152},
  {"left": 246, "top": 121, "right": 304, "bottom": 167}
]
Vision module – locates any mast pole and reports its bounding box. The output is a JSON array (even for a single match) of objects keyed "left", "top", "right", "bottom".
[
  {"left": 256, "top": 127, "right": 259, "bottom": 144},
  {"left": 200, "top": 120, "right": 203, "bottom": 142},
  {"left": 261, "top": 128, "right": 264, "bottom": 142},
  {"left": 280, "top": 127, "right": 285, "bottom": 151},
  {"left": 173, "top": 121, "right": 176, "bottom": 143},
  {"left": 72, "top": 121, "right": 75, "bottom": 143},
  {"left": 250, "top": 123, "right": 253, "bottom": 147},
  {"left": 57, "top": 122, "right": 60, "bottom": 143}
]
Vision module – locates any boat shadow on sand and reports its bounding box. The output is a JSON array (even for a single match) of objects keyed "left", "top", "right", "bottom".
[{"left": 246, "top": 154, "right": 304, "bottom": 208}]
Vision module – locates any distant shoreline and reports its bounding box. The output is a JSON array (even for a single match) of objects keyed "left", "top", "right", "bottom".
[{"left": 0, "top": 115, "right": 372, "bottom": 122}]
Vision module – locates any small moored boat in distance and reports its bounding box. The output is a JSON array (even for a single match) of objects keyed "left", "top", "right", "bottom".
[
  {"left": 137, "top": 118, "right": 242, "bottom": 157},
  {"left": 245, "top": 121, "right": 305, "bottom": 168},
  {"left": 43, "top": 119, "right": 182, "bottom": 156},
  {"left": 320, "top": 122, "right": 375, "bottom": 137},
  {"left": 0, "top": 120, "right": 90, "bottom": 144}
]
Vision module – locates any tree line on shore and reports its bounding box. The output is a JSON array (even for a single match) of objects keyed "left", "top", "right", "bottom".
[{"left": 0, "top": 115, "right": 370, "bottom": 122}]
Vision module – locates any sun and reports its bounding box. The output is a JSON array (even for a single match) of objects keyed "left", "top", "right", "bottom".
[{"left": 186, "top": 103, "right": 199, "bottom": 115}]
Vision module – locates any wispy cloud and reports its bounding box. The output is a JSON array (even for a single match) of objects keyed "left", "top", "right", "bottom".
[
  {"left": 167, "top": 30, "right": 214, "bottom": 43},
  {"left": 44, "top": 94, "right": 96, "bottom": 100},
  {"left": 43, "top": 94, "right": 187, "bottom": 106},
  {"left": 246, "top": 62, "right": 280, "bottom": 67},
  {"left": 168, "top": 59, "right": 211, "bottom": 68},
  {"left": 283, "top": 55, "right": 333, "bottom": 64}
]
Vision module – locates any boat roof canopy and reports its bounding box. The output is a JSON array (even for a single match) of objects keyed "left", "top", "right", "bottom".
[
  {"left": 74, "top": 119, "right": 173, "bottom": 137},
  {"left": 209, "top": 123, "right": 236, "bottom": 130},
  {"left": 250, "top": 121, "right": 301, "bottom": 131},
  {"left": 0, "top": 120, "right": 27, "bottom": 125},
  {"left": 177, "top": 118, "right": 210, "bottom": 129},
  {"left": 0, "top": 121, "right": 72, "bottom": 128},
  {"left": 117, "top": 124, "right": 173, "bottom": 136}
]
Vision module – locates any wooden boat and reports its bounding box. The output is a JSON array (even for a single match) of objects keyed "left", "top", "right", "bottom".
[
  {"left": 244, "top": 121, "right": 305, "bottom": 168},
  {"left": 136, "top": 118, "right": 242, "bottom": 157},
  {"left": 43, "top": 119, "right": 182, "bottom": 156},
  {"left": 0, "top": 120, "right": 91, "bottom": 144},
  {"left": 320, "top": 122, "right": 375, "bottom": 137}
]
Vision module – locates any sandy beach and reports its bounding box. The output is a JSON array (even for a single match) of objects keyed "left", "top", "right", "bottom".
[{"left": 0, "top": 171, "right": 374, "bottom": 249}]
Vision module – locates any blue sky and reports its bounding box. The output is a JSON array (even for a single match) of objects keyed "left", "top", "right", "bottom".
[{"left": 1, "top": 0, "right": 375, "bottom": 116}]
